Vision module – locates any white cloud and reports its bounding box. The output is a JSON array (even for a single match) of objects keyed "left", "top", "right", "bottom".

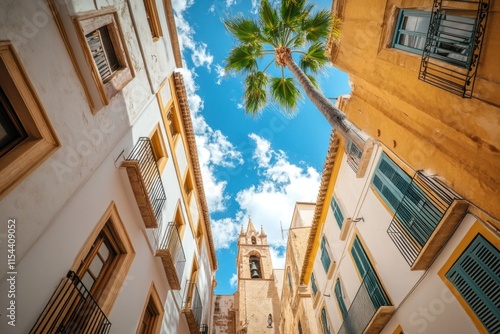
[
  {"left": 229, "top": 273, "right": 238, "bottom": 288},
  {"left": 270, "top": 246, "right": 286, "bottom": 269},
  {"left": 209, "top": 5, "right": 215, "bottom": 13},
  {"left": 211, "top": 218, "right": 241, "bottom": 249},
  {"left": 251, "top": 0, "right": 259, "bottom": 14},
  {"left": 235, "top": 134, "right": 321, "bottom": 248},
  {"left": 226, "top": 0, "right": 236, "bottom": 8},
  {"left": 215, "top": 64, "right": 226, "bottom": 85},
  {"left": 249, "top": 133, "right": 272, "bottom": 167},
  {"left": 191, "top": 42, "right": 213, "bottom": 70},
  {"left": 237, "top": 103, "right": 244, "bottom": 110}
]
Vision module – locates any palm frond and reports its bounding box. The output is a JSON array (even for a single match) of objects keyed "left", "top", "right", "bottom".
[
  {"left": 224, "top": 18, "right": 262, "bottom": 44},
  {"left": 260, "top": 0, "right": 279, "bottom": 33},
  {"left": 302, "top": 9, "right": 331, "bottom": 42},
  {"left": 225, "top": 44, "right": 262, "bottom": 73},
  {"left": 244, "top": 71, "right": 269, "bottom": 115},
  {"left": 270, "top": 77, "right": 301, "bottom": 113},
  {"left": 299, "top": 41, "right": 328, "bottom": 73}
]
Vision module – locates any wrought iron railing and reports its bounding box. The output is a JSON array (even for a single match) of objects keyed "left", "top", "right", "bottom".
[
  {"left": 154, "top": 221, "right": 186, "bottom": 282},
  {"left": 419, "top": 0, "right": 490, "bottom": 97},
  {"left": 125, "top": 137, "right": 166, "bottom": 226},
  {"left": 337, "top": 271, "right": 391, "bottom": 334},
  {"left": 30, "top": 271, "right": 111, "bottom": 334},
  {"left": 387, "top": 172, "right": 461, "bottom": 266},
  {"left": 184, "top": 281, "right": 203, "bottom": 328}
]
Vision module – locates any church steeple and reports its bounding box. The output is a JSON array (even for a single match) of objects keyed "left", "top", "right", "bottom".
[{"left": 245, "top": 218, "right": 257, "bottom": 236}]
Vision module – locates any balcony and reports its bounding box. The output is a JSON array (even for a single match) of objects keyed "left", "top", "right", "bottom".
[
  {"left": 154, "top": 222, "right": 186, "bottom": 290},
  {"left": 30, "top": 271, "right": 111, "bottom": 334},
  {"left": 338, "top": 271, "right": 394, "bottom": 334},
  {"left": 182, "top": 281, "right": 203, "bottom": 334},
  {"left": 387, "top": 172, "right": 468, "bottom": 270},
  {"left": 122, "top": 137, "right": 166, "bottom": 228},
  {"left": 419, "top": 0, "right": 490, "bottom": 97}
]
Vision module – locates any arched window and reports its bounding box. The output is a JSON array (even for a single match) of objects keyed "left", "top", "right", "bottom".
[
  {"left": 249, "top": 255, "right": 261, "bottom": 278},
  {"left": 251, "top": 236, "right": 256, "bottom": 244}
]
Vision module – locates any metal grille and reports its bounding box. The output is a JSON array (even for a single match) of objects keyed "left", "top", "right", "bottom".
[
  {"left": 199, "top": 324, "right": 209, "bottom": 334},
  {"left": 184, "top": 282, "right": 203, "bottom": 328},
  {"left": 154, "top": 222, "right": 186, "bottom": 282},
  {"left": 125, "top": 137, "right": 166, "bottom": 226},
  {"left": 387, "top": 171, "right": 461, "bottom": 266},
  {"left": 419, "top": 0, "right": 490, "bottom": 97},
  {"left": 30, "top": 271, "right": 111, "bottom": 334},
  {"left": 337, "top": 272, "right": 391, "bottom": 334}
]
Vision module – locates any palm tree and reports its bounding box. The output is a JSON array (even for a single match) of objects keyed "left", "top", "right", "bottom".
[{"left": 224, "top": 0, "right": 353, "bottom": 139}]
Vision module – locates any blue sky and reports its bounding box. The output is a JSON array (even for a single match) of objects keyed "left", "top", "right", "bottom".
[{"left": 172, "top": 0, "right": 351, "bottom": 294}]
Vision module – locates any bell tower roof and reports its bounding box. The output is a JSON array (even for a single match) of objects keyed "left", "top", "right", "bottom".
[{"left": 245, "top": 218, "right": 257, "bottom": 236}]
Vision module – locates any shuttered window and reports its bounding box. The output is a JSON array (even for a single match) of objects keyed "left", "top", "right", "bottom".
[
  {"left": 372, "top": 153, "right": 411, "bottom": 212},
  {"left": 331, "top": 196, "right": 344, "bottom": 229},
  {"left": 321, "top": 236, "right": 332, "bottom": 273},
  {"left": 86, "top": 26, "right": 119, "bottom": 82},
  {"left": 445, "top": 235, "right": 500, "bottom": 332},
  {"left": 298, "top": 321, "right": 303, "bottom": 334},
  {"left": 351, "top": 236, "right": 390, "bottom": 309},
  {"left": 321, "top": 307, "right": 331, "bottom": 334},
  {"left": 287, "top": 269, "right": 293, "bottom": 292},
  {"left": 311, "top": 272, "right": 318, "bottom": 296},
  {"left": 0, "top": 86, "right": 27, "bottom": 158},
  {"left": 335, "top": 279, "right": 348, "bottom": 318}
]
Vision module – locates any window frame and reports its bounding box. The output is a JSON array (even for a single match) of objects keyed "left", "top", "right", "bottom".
[
  {"left": 320, "top": 306, "right": 332, "bottom": 334},
  {"left": 149, "top": 124, "right": 168, "bottom": 173},
  {"left": 335, "top": 278, "right": 348, "bottom": 319},
  {"left": 143, "top": 0, "right": 163, "bottom": 41},
  {"left": 136, "top": 283, "right": 164, "bottom": 334},
  {"left": 71, "top": 202, "right": 135, "bottom": 314},
  {"left": 330, "top": 195, "right": 345, "bottom": 229},
  {"left": 438, "top": 222, "right": 500, "bottom": 333},
  {"left": 0, "top": 42, "right": 60, "bottom": 199},
  {"left": 73, "top": 8, "right": 134, "bottom": 107}
]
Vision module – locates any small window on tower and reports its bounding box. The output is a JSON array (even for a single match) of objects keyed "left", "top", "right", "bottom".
[{"left": 251, "top": 236, "right": 256, "bottom": 244}]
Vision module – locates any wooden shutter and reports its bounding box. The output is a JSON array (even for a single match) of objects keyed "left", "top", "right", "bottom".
[
  {"left": 311, "top": 273, "right": 318, "bottom": 296},
  {"left": 372, "top": 154, "right": 411, "bottom": 212},
  {"left": 321, "top": 236, "right": 331, "bottom": 273},
  {"left": 331, "top": 197, "right": 344, "bottom": 229},
  {"left": 446, "top": 235, "right": 500, "bottom": 332},
  {"left": 335, "top": 279, "right": 348, "bottom": 318}
]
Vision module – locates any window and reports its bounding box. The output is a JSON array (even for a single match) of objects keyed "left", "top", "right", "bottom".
[
  {"left": 167, "top": 107, "right": 181, "bottom": 141},
  {"left": 287, "top": 268, "right": 293, "bottom": 292},
  {"left": 351, "top": 236, "right": 390, "bottom": 309},
  {"left": 320, "top": 236, "right": 332, "bottom": 273},
  {"left": 331, "top": 196, "right": 345, "bottom": 229},
  {"left": 251, "top": 236, "right": 257, "bottom": 244},
  {"left": 335, "top": 278, "right": 348, "bottom": 319},
  {"left": 346, "top": 139, "right": 363, "bottom": 172},
  {"left": 371, "top": 153, "right": 411, "bottom": 212},
  {"left": 150, "top": 125, "right": 167, "bottom": 173},
  {"left": 320, "top": 306, "right": 331, "bottom": 334},
  {"left": 0, "top": 42, "right": 60, "bottom": 199},
  {"left": 311, "top": 272, "right": 318, "bottom": 296},
  {"left": 137, "top": 284, "right": 163, "bottom": 334},
  {"left": 184, "top": 173, "right": 194, "bottom": 200},
  {"left": 143, "top": 0, "right": 163, "bottom": 40},
  {"left": 298, "top": 321, "right": 303, "bottom": 334},
  {"left": 445, "top": 234, "right": 499, "bottom": 332},
  {"left": 392, "top": 9, "right": 476, "bottom": 68},
  {"left": 74, "top": 9, "right": 134, "bottom": 107},
  {"left": 77, "top": 224, "right": 119, "bottom": 300},
  {"left": 174, "top": 203, "right": 185, "bottom": 239}
]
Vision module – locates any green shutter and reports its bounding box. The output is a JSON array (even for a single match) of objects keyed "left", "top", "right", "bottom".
[
  {"left": 321, "top": 236, "right": 331, "bottom": 273},
  {"left": 321, "top": 307, "right": 331, "bottom": 334},
  {"left": 311, "top": 273, "right": 318, "bottom": 296},
  {"left": 372, "top": 153, "right": 411, "bottom": 212},
  {"left": 331, "top": 197, "right": 344, "bottom": 229},
  {"left": 446, "top": 235, "right": 500, "bottom": 332},
  {"left": 335, "top": 279, "right": 348, "bottom": 318}
]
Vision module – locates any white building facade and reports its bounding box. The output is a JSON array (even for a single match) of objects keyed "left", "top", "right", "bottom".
[
  {"left": 299, "top": 128, "right": 499, "bottom": 334},
  {"left": 0, "top": 1, "right": 216, "bottom": 333}
]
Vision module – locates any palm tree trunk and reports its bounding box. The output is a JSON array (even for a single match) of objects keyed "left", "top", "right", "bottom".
[{"left": 284, "top": 55, "right": 352, "bottom": 138}]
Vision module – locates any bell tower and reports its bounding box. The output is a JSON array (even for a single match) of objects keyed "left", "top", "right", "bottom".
[{"left": 235, "top": 219, "right": 280, "bottom": 333}]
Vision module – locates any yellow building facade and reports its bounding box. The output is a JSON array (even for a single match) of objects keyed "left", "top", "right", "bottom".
[{"left": 328, "top": 0, "right": 499, "bottom": 219}]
